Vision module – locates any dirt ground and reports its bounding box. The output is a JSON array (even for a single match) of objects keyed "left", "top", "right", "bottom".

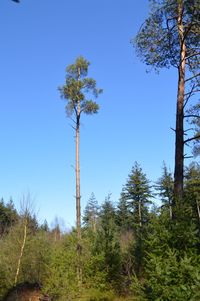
[{"left": 3, "top": 283, "right": 48, "bottom": 301}]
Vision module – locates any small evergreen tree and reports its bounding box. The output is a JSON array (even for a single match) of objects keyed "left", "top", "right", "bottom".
[
  {"left": 121, "top": 162, "right": 152, "bottom": 228},
  {"left": 156, "top": 163, "right": 174, "bottom": 219},
  {"left": 83, "top": 193, "right": 99, "bottom": 232},
  {"left": 95, "top": 196, "right": 122, "bottom": 291}
]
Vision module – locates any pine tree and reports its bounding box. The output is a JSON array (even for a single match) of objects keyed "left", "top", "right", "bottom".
[
  {"left": 134, "top": 0, "right": 200, "bottom": 203},
  {"left": 59, "top": 56, "right": 102, "bottom": 284}
]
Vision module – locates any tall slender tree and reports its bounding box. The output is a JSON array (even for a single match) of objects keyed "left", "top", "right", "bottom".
[
  {"left": 59, "top": 56, "right": 102, "bottom": 283},
  {"left": 134, "top": 0, "right": 200, "bottom": 204}
]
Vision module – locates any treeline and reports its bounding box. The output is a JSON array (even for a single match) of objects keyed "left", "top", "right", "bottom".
[{"left": 1, "top": 161, "right": 200, "bottom": 301}]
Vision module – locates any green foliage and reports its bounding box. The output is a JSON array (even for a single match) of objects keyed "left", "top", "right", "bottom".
[
  {"left": 120, "top": 162, "right": 152, "bottom": 227},
  {"left": 155, "top": 163, "right": 174, "bottom": 218},
  {"left": 42, "top": 232, "right": 78, "bottom": 300},
  {"left": 83, "top": 193, "right": 100, "bottom": 232},
  {"left": 134, "top": 0, "right": 200, "bottom": 71},
  {"left": 80, "top": 288, "right": 115, "bottom": 301},
  {"left": 186, "top": 102, "right": 200, "bottom": 156},
  {"left": 2, "top": 163, "right": 200, "bottom": 300},
  {"left": 94, "top": 197, "right": 122, "bottom": 291},
  {"left": 59, "top": 56, "right": 102, "bottom": 118},
  {"left": 184, "top": 162, "right": 200, "bottom": 231},
  {"left": 0, "top": 198, "right": 18, "bottom": 236},
  {"left": 145, "top": 251, "right": 200, "bottom": 300}
]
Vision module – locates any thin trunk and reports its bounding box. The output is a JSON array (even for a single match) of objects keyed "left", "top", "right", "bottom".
[
  {"left": 169, "top": 204, "right": 173, "bottom": 220},
  {"left": 174, "top": 0, "right": 186, "bottom": 205},
  {"left": 76, "top": 67, "right": 82, "bottom": 286},
  {"left": 138, "top": 200, "right": 142, "bottom": 227},
  {"left": 14, "top": 218, "right": 27, "bottom": 285},
  {"left": 196, "top": 198, "right": 200, "bottom": 221},
  {"left": 76, "top": 114, "right": 81, "bottom": 241}
]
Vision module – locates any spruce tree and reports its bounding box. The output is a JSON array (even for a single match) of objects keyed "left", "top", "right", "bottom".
[
  {"left": 83, "top": 193, "right": 99, "bottom": 232},
  {"left": 120, "top": 162, "right": 152, "bottom": 278},
  {"left": 96, "top": 196, "right": 122, "bottom": 290},
  {"left": 156, "top": 163, "right": 174, "bottom": 219},
  {"left": 121, "top": 162, "right": 152, "bottom": 228}
]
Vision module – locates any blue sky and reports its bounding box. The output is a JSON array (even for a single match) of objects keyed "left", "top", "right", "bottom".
[{"left": 1, "top": 0, "right": 179, "bottom": 229}]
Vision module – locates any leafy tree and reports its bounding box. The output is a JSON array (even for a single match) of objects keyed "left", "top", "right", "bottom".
[
  {"left": 42, "top": 232, "right": 78, "bottom": 301},
  {"left": 134, "top": 0, "right": 200, "bottom": 202}
]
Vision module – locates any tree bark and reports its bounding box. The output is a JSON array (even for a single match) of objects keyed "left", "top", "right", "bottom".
[
  {"left": 76, "top": 68, "right": 82, "bottom": 286},
  {"left": 174, "top": 0, "right": 186, "bottom": 205},
  {"left": 138, "top": 200, "right": 142, "bottom": 227},
  {"left": 76, "top": 113, "right": 81, "bottom": 241},
  {"left": 14, "top": 218, "right": 27, "bottom": 285}
]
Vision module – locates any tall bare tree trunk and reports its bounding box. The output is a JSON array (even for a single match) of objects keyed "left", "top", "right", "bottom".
[
  {"left": 76, "top": 112, "right": 81, "bottom": 242},
  {"left": 174, "top": 0, "right": 186, "bottom": 205},
  {"left": 76, "top": 68, "right": 82, "bottom": 286}
]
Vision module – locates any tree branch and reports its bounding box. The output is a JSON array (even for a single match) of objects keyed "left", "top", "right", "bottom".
[
  {"left": 184, "top": 134, "right": 200, "bottom": 144},
  {"left": 186, "top": 52, "right": 200, "bottom": 60},
  {"left": 185, "top": 72, "right": 200, "bottom": 83},
  {"left": 184, "top": 83, "right": 197, "bottom": 108},
  {"left": 184, "top": 114, "right": 200, "bottom": 119}
]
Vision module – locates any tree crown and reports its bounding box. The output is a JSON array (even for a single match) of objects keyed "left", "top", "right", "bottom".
[{"left": 59, "top": 56, "right": 103, "bottom": 118}]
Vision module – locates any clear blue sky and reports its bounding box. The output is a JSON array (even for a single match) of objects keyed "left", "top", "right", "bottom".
[{"left": 1, "top": 0, "right": 179, "bottom": 229}]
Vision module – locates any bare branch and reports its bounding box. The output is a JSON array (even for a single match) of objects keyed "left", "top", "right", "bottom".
[
  {"left": 185, "top": 72, "right": 200, "bottom": 83},
  {"left": 186, "top": 52, "right": 200, "bottom": 60},
  {"left": 184, "top": 89, "right": 200, "bottom": 96},
  {"left": 184, "top": 155, "right": 193, "bottom": 159},
  {"left": 184, "top": 134, "right": 200, "bottom": 144},
  {"left": 184, "top": 114, "right": 200, "bottom": 119},
  {"left": 184, "top": 83, "right": 197, "bottom": 108}
]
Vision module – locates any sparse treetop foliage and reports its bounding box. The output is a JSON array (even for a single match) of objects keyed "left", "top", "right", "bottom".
[{"left": 59, "top": 56, "right": 103, "bottom": 118}]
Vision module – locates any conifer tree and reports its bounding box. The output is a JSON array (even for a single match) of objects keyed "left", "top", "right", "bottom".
[
  {"left": 96, "top": 196, "right": 122, "bottom": 290},
  {"left": 134, "top": 0, "right": 200, "bottom": 203},
  {"left": 83, "top": 193, "right": 99, "bottom": 232},
  {"left": 121, "top": 162, "right": 152, "bottom": 227},
  {"left": 120, "top": 163, "right": 152, "bottom": 278},
  {"left": 184, "top": 162, "right": 200, "bottom": 222},
  {"left": 59, "top": 56, "right": 102, "bottom": 284},
  {"left": 156, "top": 163, "right": 174, "bottom": 219}
]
